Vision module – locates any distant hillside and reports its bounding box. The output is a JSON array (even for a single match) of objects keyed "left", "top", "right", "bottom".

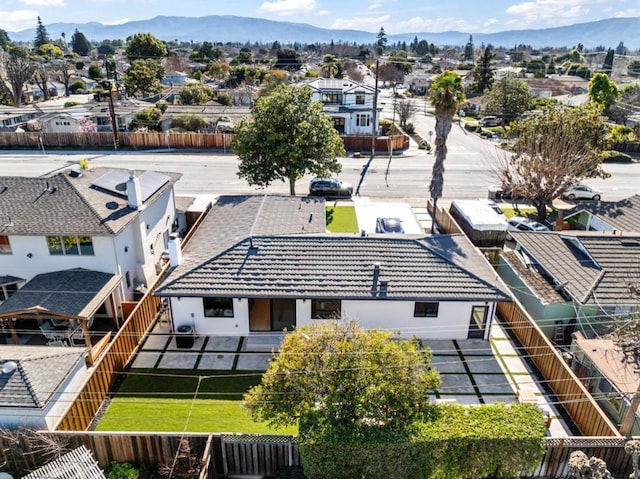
[{"left": 7, "top": 15, "right": 640, "bottom": 49}]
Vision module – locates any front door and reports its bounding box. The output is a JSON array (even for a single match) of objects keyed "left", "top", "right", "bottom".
[
  {"left": 468, "top": 305, "right": 489, "bottom": 339},
  {"left": 249, "top": 299, "right": 296, "bottom": 332}
]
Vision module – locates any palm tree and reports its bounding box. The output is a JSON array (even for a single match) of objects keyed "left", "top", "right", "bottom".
[
  {"left": 428, "top": 71, "right": 465, "bottom": 233},
  {"left": 319, "top": 54, "right": 340, "bottom": 78}
]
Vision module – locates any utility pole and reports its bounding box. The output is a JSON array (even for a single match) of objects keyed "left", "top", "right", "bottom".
[
  {"left": 369, "top": 58, "right": 379, "bottom": 159},
  {"left": 103, "top": 58, "right": 118, "bottom": 150}
]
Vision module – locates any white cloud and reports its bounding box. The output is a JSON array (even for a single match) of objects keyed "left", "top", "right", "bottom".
[
  {"left": 505, "top": 0, "right": 609, "bottom": 27},
  {"left": 369, "top": 2, "right": 383, "bottom": 10},
  {"left": 317, "top": 9, "right": 330, "bottom": 16},
  {"left": 258, "top": 0, "right": 317, "bottom": 16},
  {"left": 331, "top": 14, "right": 391, "bottom": 32},
  {"left": 19, "top": 0, "right": 67, "bottom": 5},
  {"left": 0, "top": 9, "right": 39, "bottom": 32},
  {"left": 613, "top": 8, "right": 640, "bottom": 17}
]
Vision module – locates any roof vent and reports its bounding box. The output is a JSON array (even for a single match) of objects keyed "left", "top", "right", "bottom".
[
  {"left": 68, "top": 169, "right": 81, "bottom": 178},
  {"left": 0, "top": 186, "right": 7, "bottom": 193}
]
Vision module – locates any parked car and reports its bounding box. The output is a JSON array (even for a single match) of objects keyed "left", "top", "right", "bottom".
[
  {"left": 506, "top": 216, "right": 550, "bottom": 240},
  {"left": 562, "top": 184, "right": 602, "bottom": 201},
  {"left": 375, "top": 217, "right": 404, "bottom": 234},
  {"left": 479, "top": 116, "right": 501, "bottom": 127},
  {"left": 309, "top": 178, "right": 353, "bottom": 198}
]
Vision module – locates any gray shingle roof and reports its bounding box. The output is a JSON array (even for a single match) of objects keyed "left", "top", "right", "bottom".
[
  {"left": 0, "top": 268, "right": 121, "bottom": 319},
  {"left": 0, "top": 167, "right": 181, "bottom": 236},
  {"left": 512, "top": 232, "right": 640, "bottom": 305},
  {"left": 568, "top": 194, "right": 640, "bottom": 233},
  {"left": 156, "top": 234, "right": 511, "bottom": 301},
  {"left": 177, "top": 195, "right": 327, "bottom": 271},
  {"left": 0, "top": 346, "right": 85, "bottom": 408}
]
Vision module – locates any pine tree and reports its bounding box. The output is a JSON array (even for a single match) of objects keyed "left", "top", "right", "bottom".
[
  {"left": 34, "top": 16, "right": 50, "bottom": 48},
  {"left": 71, "top": 29, "right": 92, "bottom": 56},
  {"left": 464, "top": 35, "right": 474, "bottom": 61},
  {"left": 602, "top": 48, "right": 614, "bottom": 77}
]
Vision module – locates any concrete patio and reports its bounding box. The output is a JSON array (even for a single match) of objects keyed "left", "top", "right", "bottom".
[{"left": 130, "top": 319, "right": 573, "bottom": 438}]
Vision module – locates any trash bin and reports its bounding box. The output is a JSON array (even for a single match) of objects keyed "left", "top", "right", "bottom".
[
  {"left": 175, "top": 325, "right": 194, "bottom": 349},
  {"left": 488, "top": 185, "right": 503, "bottom": 201}
]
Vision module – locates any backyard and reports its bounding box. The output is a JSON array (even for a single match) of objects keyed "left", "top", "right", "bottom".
[
  {"left": 325, "top": 205, "right": 359, "bottom": 233},
  {"left": 96, "top": 369, "right": 297, "bottom": 434}
]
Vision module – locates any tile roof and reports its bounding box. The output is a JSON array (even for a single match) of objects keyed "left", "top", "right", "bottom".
[
  {"left": 156, "top": 234, "right": 511, "bottom": 301},
  {"left": 0, "top": 268, "right": 121, "bottom": 319},
  {"left": 0, "top": 346, "right": 85, "bottom": 408},
  {"left": 568, "top": 195, "right": 640, "bottom": 233},
  {"left": 0, "top": 167, "right": 181, "bottom": 236},
  {"left": 512, "top": 232, "right": 640, "bottom": 305}
]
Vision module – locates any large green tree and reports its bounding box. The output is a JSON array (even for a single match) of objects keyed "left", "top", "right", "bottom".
[
  {"left": 244, "top": 320, "right": 441, "bottom": 430},
  {"left": 232, "top": 84, "right": 345, "bottom": 195},
  {"left": 179, "top": 83, "right": 214, "bottom": 105},
  {"left": 0, "top": 47, "right": 36, "bottom": 106},
  {"left": 483, "top": 73, "right": 532, "bottom": 122},
  {"left": 125, "top": 32, "right": 167, "bottom": 61},
  {"left": 495, "top": 105, "right": 607, "bottom": 221},
  {"left": 34, "top": 16, "right": 50, "bottom": 48},
  {"left": 123, "top": 59, "right": 165, "bottom": 98},
  {"left": 588, "top": 72, "right": 618, "bottom": 113},
  {"left": 71, "top": 29, "right": 92, "bottom": 56},
  {"left": 470, "top": 46, "right": 494, "bottom": 94},
  {"left": 319, "top": 54, "right": 340, "bottom": 78},
  {"left": 428, "top": 71, "right": 465, "bottom": 233},
  {"left": 0, "top": 29, "right": 11, "bottom": 50}
]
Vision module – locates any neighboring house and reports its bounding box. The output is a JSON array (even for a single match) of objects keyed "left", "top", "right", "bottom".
[
  {"left": 302, "top": 78, "right": 381, "bottom": 135},
  {"left": 565, "top": 195, "right": 640, "bottom": 233},
  {"left": 161, "top": 71, "right": 189, "bottom": 85},
  {"left": 570, "top": 332, "right": 640, "bottom": 436},
  {"left": 0, "top": 167, "right": 182, "bottom": 312},
  {"left": 160, "top": 104, "right": 251, "bottom": 132},
  {"left": 498, "top": 232, "right": 640, "bottom": 341},
  {"left": 0, "top": 105, "right": 40, "bottom": 132},
  {"left": 39, "top": 111, "right": 88, "bottom": 133},
  {"left": 155, "top": 195, "right": 511, "bottom": 340},
  {"left": 405, "top": 69, "right": 432, "bottom": 95},
  {"left": 0, "top": 346, "right": 90, "bottom": 430}
]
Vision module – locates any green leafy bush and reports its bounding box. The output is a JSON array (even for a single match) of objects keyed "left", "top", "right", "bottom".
[
  {"left": 64, "top": 101, "right": 81, "bottom": 108},
  {"left": 601, "top": 150, "right": 633, "bottom": 162},
  {"left": 108, "top": 461, "right": 139, "bottom": 479},
  {"left": 404, "top": 122, "right": 415, "bottom": 133},
  {"left": 69, "top": 80, "right": 86, "bottom": 94}
]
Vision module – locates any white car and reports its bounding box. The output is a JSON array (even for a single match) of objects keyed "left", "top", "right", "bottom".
[
  {"left": 506, "top": 217, "right": 550, "bottom": 240},
  {"left": 563, "top": 184, "right": 602, "bottom": 201}
]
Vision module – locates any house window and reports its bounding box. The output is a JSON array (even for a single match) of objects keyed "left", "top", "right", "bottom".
[
  {"left": 321, "top": 91, "right": 343, "bottom": 105},
  {"left": 0, "top": 236, "right": 11, "bottom": 254},
  {"left": 311, "top": 299, "right": 341, "bottom": 319},
  {"left": 414, "top": 302, "right": 439, "bottom": 318},
  {"left": 203, "top": 298, "right": 234, "bottom": 317},
  {"left": 46, "top": 236, "right": 94, "bottom": 255},
  {"left": 356, "top": 114, "right": 370, "bottom": 127},
  {"left": 355, "top": 93, "right": 365, "bottom": 104}
]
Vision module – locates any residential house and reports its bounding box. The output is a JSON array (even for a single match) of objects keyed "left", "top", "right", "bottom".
[
  {"left": 0, "top": 167, "right": 182, "bottom": 343},
  {"left": 155, "top": 195, "right": 511, "bottom": 340},
  {"left": 570, "top": 332, "right": 640, "bottom": 435},
  {"left": 405, "top": 69, "right": 432, "bottom": 95},
  {"left": 39, "top": 110, "right": 88, "bottom": 134},
  {"left": 498, "top": 232, "right": 640, "bottom": 341},
  {"left": 565, "top": 195, "right": 640, "bottom": 233},
  {"left": 302, "top": 78, "right": 381, "bottom": 135},
  {"left": 0, "top": 105, "right": 40, "bottom": 132},
  {"left": 0, "top": 346, "right": 90, "bottom": 430}
]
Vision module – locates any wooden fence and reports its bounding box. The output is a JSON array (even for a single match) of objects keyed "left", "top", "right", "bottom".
[
  {"left": 497, "top": 301, "right": 620, "bottom": 437},
  {"left": 426, "top": 198, "right": 463, "bottom": 235},
  {"left": 0, "top": 432, "right": 634, "bottom": 478},
  {"left": 0, "top": 131, "right": 409, "bottom": 153}
]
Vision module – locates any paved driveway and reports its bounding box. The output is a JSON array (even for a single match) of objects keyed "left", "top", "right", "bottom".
[{"left": 353, "top": 197, "right": 423, "bottom": 234}]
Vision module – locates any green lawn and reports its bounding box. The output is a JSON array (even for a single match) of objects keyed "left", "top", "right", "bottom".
[
  {"left": 501, "top": 207, "right": 553, "bottom": 219},
  {"left": 326, "top": 205, "right": 359, "bottom": 233},
  {"left": 96, "top": 369, "right": 297, "bottom": 434}
]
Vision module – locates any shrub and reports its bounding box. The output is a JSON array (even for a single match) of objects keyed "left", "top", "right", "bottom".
[
  {"left": 404, "top": 122, "right": 415, "bottom": 134},
  {"left": 64, "top": 101, "right": 81, "bottom": 108},
  {"left": 216, "top": 92, "right": 232, "bottom": 106},
  {"left": 170, "top": 114, "right": 210, "bottom": 132},
  {"left": 69, "top": 80, "right": 86, "bottom": 94},
  {"left": 108, "top": 461, "right": 139, "bottom": 479},
  {"left": 601, "top": 150, "right": 633, "bottom": 162}
]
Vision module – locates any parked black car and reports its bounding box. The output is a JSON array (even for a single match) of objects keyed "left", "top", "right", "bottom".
[{"left": 309, "top": 178, "right": 353, "bottom": 198}]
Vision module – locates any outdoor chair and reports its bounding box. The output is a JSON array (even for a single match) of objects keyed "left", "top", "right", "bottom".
[{"left": 39, "top": 321, "right": 67, "bottom": 342}]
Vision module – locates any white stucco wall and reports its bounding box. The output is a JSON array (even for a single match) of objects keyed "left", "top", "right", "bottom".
[{"left": 168, "top": 296, "right": 490, "bottom": 340}]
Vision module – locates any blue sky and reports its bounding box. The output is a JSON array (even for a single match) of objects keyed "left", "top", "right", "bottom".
[{"left": 1, "top": 0, "right": 639, "bottom": 34}]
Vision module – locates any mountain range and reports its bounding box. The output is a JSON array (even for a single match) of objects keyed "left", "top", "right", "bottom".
[{"left": 6, "top": 15, "right": 640, "bottom": 50}]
